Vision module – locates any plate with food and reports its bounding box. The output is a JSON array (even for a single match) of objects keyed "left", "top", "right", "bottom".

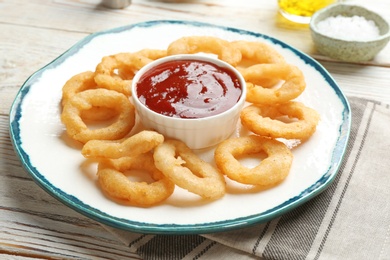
[{"left": 9, "top": 20, "right": 350, "bottom": 234}]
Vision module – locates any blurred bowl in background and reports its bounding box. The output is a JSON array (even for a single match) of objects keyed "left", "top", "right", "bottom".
[{"left": 102, "top": 0, "right": 131, "bottom": 9}]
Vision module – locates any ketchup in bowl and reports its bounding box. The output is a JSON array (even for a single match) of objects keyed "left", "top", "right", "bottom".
[
  {"left": 135, "top": 59, "right": 242, "bottom": 119},
  {"left": 131, "top": 54, "right": 246, "bottom": 149}
]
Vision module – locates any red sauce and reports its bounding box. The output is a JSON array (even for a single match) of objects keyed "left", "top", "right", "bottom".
[{"left": 135, "top": 59, "right": 242, "bottom": 119}]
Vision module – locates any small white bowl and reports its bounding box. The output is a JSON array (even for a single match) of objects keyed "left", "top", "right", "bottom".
[
  {"left": 310, "top": 4, "right": 390, "bottom": 62},
  {"left": 131, "top": 54, "right": 247, "bottom": 149}
]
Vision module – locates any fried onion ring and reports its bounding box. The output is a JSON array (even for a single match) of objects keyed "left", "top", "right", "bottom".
[
  {"left": 232, "top": 40, "right": 285, "bottom": 65},
  {"left": 153, "top": 139, "right": 226, "bottom": 200},
  {"left": 240, "top": 101, "right": 320, "bottom": 140},
  {"left": 232, "top": 40, "right": 286, "bottom": 88},
  {"left": 167, "top": 36, "right": 242, "bottom": 66},
  {"left": 61, "top": 71, "right": 95, "bottom": 106},
  {"left": 82, "top": 130, "right": 164, "bottom": 159},
  {"left": 61, "top": 71, "right": 116, "bottom": 120},
  {"left": 241, "top": 63, "right": 306, "bottom": 104},
  {"left": 98, "top": 153, "right": 175, "bottom": 207},
  {"left": 214, "top": 135, "right": 293, "bottom": 186},
  {"left": 61, "top": 88, "right": 135, "bottom": 143},
  {"left": 94, "top": 52, "right": 154, "bottom": 96},
  {"left": 134, "top": 48, "right": 167, "bottom": 60}
]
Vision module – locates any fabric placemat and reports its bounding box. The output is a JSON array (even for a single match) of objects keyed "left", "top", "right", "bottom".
[{"left": 102, "top": 96, "right": 390, "bottom": 260}]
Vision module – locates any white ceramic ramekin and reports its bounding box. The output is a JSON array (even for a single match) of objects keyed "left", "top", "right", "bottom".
[
  {"left": 310, "top": 4, "right": 390, "bottom": 62},
  {"left": 131, "top": 54, "right": 246, "bottom": 149}
]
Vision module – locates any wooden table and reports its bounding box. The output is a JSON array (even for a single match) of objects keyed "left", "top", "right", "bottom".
[{"left": 1, "top": 0, "right": 389, "bottom": 259}]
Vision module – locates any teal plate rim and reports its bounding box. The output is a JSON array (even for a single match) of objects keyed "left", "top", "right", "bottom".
[{"left": 9, "top": 20, "right": 351, "bottom": 235}]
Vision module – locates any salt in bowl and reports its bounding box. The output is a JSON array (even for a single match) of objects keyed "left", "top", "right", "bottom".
[
  {"left": 131, "top": 54, "right": 247, "bottom": 149},
  {"left": 310, "top": 4, "right": 390, "bottom": 62}
]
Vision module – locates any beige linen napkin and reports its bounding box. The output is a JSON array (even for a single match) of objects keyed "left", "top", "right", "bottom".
[{"left": 102, "top": 96, "right": 390, "bottom": 260}]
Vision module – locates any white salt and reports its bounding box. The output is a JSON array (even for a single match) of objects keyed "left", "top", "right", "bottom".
[{"left": 316, "top": 15, "right": 380, "bottom": 41}]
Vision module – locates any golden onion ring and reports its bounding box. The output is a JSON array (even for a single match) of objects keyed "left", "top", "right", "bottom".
[
  {"left": 240, "top": 63, "right": 306, "bottom": 105},
  {"left": 167, "top": 36, "right": 242, "bottom": 66},
  {"left": 240, "top": 101, "right": 320, "bottom": 140},
  {"left": 214, "top": 135, "right": 293, "bottom": 186},
  {"left": 153, "top": 139, "right": 226, "bottom": 200},
  {"left": 98, "top": 153, "right": 175, "bottom": 207},
  {"left": 82, "top": 130, "right": 164, "bottom": 159},
  {"left": 61, "top": 88, "right": 135, "bottom": 143}
]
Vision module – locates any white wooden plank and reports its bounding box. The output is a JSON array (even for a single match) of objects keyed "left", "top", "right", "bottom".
[
  {"left": 0, "top": 23, "right": 87, "bottom": 114},
  {"left": 320, "top": 61, "right": 390, "bottom": 103}
]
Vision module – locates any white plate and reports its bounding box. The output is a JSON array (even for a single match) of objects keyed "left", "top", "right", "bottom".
[{"left": 9, "top": 20, "right": 351, "bottom": 234}]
